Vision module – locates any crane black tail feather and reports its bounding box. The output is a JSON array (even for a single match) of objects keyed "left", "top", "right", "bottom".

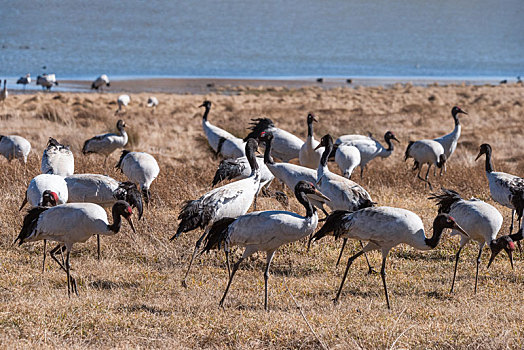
[{"left": 201, "top": 217, "right": 236, "bottom": 253}]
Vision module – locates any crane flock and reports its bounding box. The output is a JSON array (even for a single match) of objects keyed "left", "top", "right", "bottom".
[{"left": 4, "top": 95, "right": 522, "bottom": 312}]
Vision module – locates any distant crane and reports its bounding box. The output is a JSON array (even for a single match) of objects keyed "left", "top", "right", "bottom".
[
  {"left": 91, "top": 74, "right": 110, "bottom": 91},
  {"left": 299, "top": 113, "right": 324, "bottom": 169},
  {"left": 433, "top": 106, "right": 468, "bottom": 167},
  {"left": 429, "top": 188, "right": 515, "bottom": 293},
  {"left": 36, "top": 74, "right": 58, "bottom": 91},
  {"left": 202, "top": 181, "right": 330, "bottom": 310},
  {"left": 116, "top": 95, "right": 130, "bottom": 114},
  {"left": 17, "top": 74, "right": 31, "bottom": 91},
  {"left": 311, "top": 207, "right": 468, "bottom": 308},
  {"left": 0, "top": 79, "right": 7, "bottom": 104},
  {"left": 16, "top": 201, "right": 135, "bottom": 296}
]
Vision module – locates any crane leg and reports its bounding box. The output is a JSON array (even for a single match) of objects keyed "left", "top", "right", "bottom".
[
  {"left": 97, "top": 234, "right": 101, "bottom": 260},
  {"left": 380, "top": 256, "right": 390, "bottom": 309},
  {"left": 42, "top": 240, "right": 47, "bottom": 273},
  {"left": 474, "top": 246, "right": 483, "bottom": 294},
  {"left": 264, "top": 251, "right": 276, "bottom": 311},
  {"left": 450, "top": 245, "right": 463, "bottom": 293},
  {"left": 361, "top": 240, "right": 376, "bottom": 274},
  {"left": 335, "top": 238, "right": 347, "bottom": 267},
  {"left": 50, "top": 244, "right": 66, "bottom": 272},
  {"left": 225, "top": 250, "right": 231, "bottom": 278},
  {"left": 509, "top": 210, "right": 514, "bottom": 234},
  {"left": 416, "top": 165, "right": 433, "bottom": 190},
  {"left": 318, "top": 206, "right": 330, "bottom": 222},
  {"left": 219, "top": 257, "right": 245, "bottom": 308},
  {"left": 182, "top": 230, "right": 208, "bottom": 288},
  {"left": 333, "top": 249, "right": 366, "bottom": 304}
]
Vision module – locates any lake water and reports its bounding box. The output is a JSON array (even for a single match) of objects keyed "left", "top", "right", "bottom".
[{"left": 1, "top": 0, "right": 523, "bottom": 80}]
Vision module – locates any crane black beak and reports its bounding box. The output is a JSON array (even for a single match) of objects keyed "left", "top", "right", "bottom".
[
  {"left": 314, "top": 143, "right": 323, "bottom": 151},
  {"left": 392, "top": 136, "right": 400, "bottom": 143},
  {"left": 453, "top": 222, "right": 469, "bottom": 237},
  {"left": 475, "top": 152, "right": 482, "bottom": 161},
  {"left": 126, "top": 216, "right": 136, "bottom": 234},
  {"left": 487, "top": 246, "right": 514, "bottom": 270},
  {"left": 313, "top": 116, "right": 319, "bottom": 123},
  {"left": 460, "top": 110, "right": 468, "bottom": 115}
]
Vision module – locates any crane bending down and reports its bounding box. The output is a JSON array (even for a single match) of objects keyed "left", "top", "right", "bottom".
[
  {"left": 171, "top": 139, "right": 261, "bottom": 287},
  {"left": 404, "top": 139, "right": 446, "bottom": 190},
  {"left": 311, "top": 207, "right": 468, "bottom": 309},
  {"left": 202, "top": 181, "right": 330, "bottom": 310},
  {"left": 41, "top": 137, "right": 74, "bottom": 177},
  {"left": 16, "top": 201, "right": 135, "bottom": 296},
  {"left": 429, "top": 188, "right": 515, "bottom": 293},
  {"left": 115, "top": 151, "right": 160, "bottom": 206}
]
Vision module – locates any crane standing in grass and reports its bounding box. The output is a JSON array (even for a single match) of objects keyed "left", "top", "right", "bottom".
[
  {"left": 433, "top": 106, "right": 468, "bottom": 170},
  {"left": 404, "top": 139, "right": 446, "bottom": 190},
  {"left": 311, "top": 207, "right": 468, "bottom": 309},
  {"left": 82, "top": 120, "right": 128, "bottom": 166},
  {"left": 299, "top": 113, "right": 324, "bottom": 169}
]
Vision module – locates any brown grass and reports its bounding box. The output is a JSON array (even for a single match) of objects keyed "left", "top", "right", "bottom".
[{"left": 0, "top": 84, "right": 523, "bottom": 349}]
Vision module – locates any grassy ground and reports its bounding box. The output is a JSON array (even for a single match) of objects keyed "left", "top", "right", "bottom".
[{"left": 0, "top": 83, "right": 523, "bottom": 349}]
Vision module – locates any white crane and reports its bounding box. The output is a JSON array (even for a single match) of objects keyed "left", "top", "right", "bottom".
[
  {"left": 19, "top": 173, "right": 68, "bottom": 271},
  {"left": 199, "top": 101, "right": 245, "bottom": 159},
  {"left": 65, "top": 173, "right": 144, "bottom": 259},
  {"left": 91, "top": 74, "right": 110, "bottom": 91},
  {"left": 116, "top": 94, "right": 130, "bottom": 113},
  {"left": 41, "top": 137, "right": 74, "bottom": 177},
  {"left": 429, "top": 188, "right": 515, "bottom": 294},
  {"left": 36, "top": 74, "right": 58, "bottom": 91},
  {"left": 299, "top": 113, "right": 324, "bottom": 169},
  {"left": 20, "top": 174, "right": 68, "bottom": 210},
  {"left": 170, "top": 139, "right": 261, "bottom": 287},
  {"left": 82, "top": 119, "right": 128, "bottom": 165},
  {"left": 16, "top": 201, "right": 135, "bottom": 295},
  {"left": 257, "top": 131, "right": 329, "bottom": 215},
  {"left": 311, "top": 207, "right": 468, "bottom": 309},
  {"left": 0, "top": 79, "right": 7, "bottom": 104},
  {"left": 147, "top": 96, "right": 159, "bottom": 108},
  {"left": 475, "top": 143, "right": 524, "bottom": 237},
  {"left": 433, "top": 106, "right": 468, "bottom": 162},
  {"left": 17, "top": 74, "right": 31, "bottom": 91},
  {"left": 0, "top": 135, "right": 31, "bottom": 163},
  {"left": 115, "top": 150, "right": 159, "bottom": 206},
  {"left": 245, "top": 117, "right": 303, "bottom": 162},
  {"left": 334, "top": 144, "right": 360, "bottom": 179},
  {"left": 336, "top": 131, "right": 400, "bottom": 178},
  {"left": 202, "top": 181, "right": 330, "bottom": 310},
  {"left": 315, "top": 134, "right": 376, "bottom": 269},
  {"left": 404, "top": 139, "right": 446, "bottom": 190},
  {"left": 211, "top": 155, "right": 287, "bottom": 209}
]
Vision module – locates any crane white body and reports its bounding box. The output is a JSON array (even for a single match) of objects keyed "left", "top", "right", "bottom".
[
  {"left": 17, "top": 74, "right": 31, "bottom": 88},
  {"left": 41, "top": 138, "right": 74, "bottom": 177},
  {"left": 434, "top": 106, "right": 468, "bottom": 160},
  {"left": 36, "top": 74, "right": 58, "bottom": 90},
  {"left": 23, "top": 174, "right": 68, "bottom": 207},
  {"left": 82, "top": 120, "right": 128, "bottom": 157},
  {"left": 405, "top": 139, "right": 444, "bottom": 168},
  {"left": 91, "top": 74, "right": 110, "bottom": 90},
  {"left": 299, "top": 114, "right": 324, "bottom": 169},
  {"left": 116, "top": 151, "right": 159, "bottom": 200},
  {"left": 334, "top": 144, "right": 360, "bottom": 178},
  {"left": 117, "top": 95, "right": 130, "bottom": 111},
  {"left": 147, "top": 96, "right": 159, "bottom": 107},
  {"left": 0, "top": 135, "right": 31, "bottom": 163}
]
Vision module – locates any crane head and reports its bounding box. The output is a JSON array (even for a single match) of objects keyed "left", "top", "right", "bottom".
[
  {"left": 199, "top": 100, "right": 211, "bottom": 108},
  {"left": 475, "top": 143, "right": 492, "bottom": 161},
  {"left": 307, "top": 113, "right": 318, "bottom": 124},
  {"left": 488, "top": 236, "right": 515, "bottom": 270},
  {"left": 452, "top": 106, "right": 468, "bottom": 116}
]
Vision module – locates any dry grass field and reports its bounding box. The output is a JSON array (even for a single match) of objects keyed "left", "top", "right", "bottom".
[{"left": 0, "top": 83, "right": 523, "bottom": 349}]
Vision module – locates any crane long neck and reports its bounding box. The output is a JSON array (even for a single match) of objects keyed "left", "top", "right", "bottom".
[
  {"left": 484, "top": 149, "right": 494, "bottom": 173},
  {"left": 424, "top": 223, "right": 445, "bottom": 249},
  {"left": 263, "top": 139, "right": 275, "bottom": 165},
  {"left": 452, "top": 112, "right": 460, "bottom": 126},
  {"left": 307, "top": 120, "right": 314, "bottom": 138},
  {"left": 246, "top": 142, "right": 259, "bottom": 175},
  {"left": 385, "top": 137, "right": 394, "bottom": 152},
  {"left": 107, "top": 209, "right": 122, "bottom": 234},
  {"left": 320, "top": 140, "right": 332, "bottom": 168},
  {"left": 296, "top": 190, "right": 315, "bottom": 218},
  {"left": 202, "top": 105, "right": 211, "bottom": 121}
]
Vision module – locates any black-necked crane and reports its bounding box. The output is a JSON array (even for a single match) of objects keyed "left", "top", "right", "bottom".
[
  {"left": 147, "top": 96, "right": 159, "bottom": 108},
  {"left": 91, "top": 74, "right": 110, "bottom": 91},
  {"left": 311, "top": 207, "right": 468, "bottom": 309},
  {"left": 199, "top": 101, "right": 245, "bottom": 159},
  {"left": 41, "top": 137, "right": 74, "bottom": 177},
  {"left": 36, "top": 74, "right": 58, "bottom": 91},
  {"left": 116, "top": 94, "right": 130, "bottom": 114},
  {"left": 315, "top": 134, "right": 376, "bottom": 269},
  {"left": 0, "top": 79, "right": 7, "bottom": 104},
  {"left": 17, "top": 74, "right": 31, "bottom": 91},
  {"left": 429, "top": 188, "right": 515, "bottom": 293},
  {"left": 171, "top": 139, "right": 261, "bottom": 287},
  {"left": 211, "top": 154, "right": 287, "bottom": 209},
  {"left": 82, "top": 120, "right": 128, "bottom": 166},
  {"left": 334, "top": 143, "right": 360, "bottom": 179},
  {"left": 475, "top": 143, "right": 524, "bottom": 238},
  {"left": 257, "top": 131, "right": 329, "bottom": 216},
  {"left": 65, "top": 173, "right": 144, "bottom": 259},
  {"left": 244, "top": 117, "right": 303, "bottom": 162},
  {"left": 115, "top": 150, "right": 159, "bottom": 206},
  {"left": 336, "top": 131, "right": 400, "bottom": 178},
  {"left": 404, "top": 139, "right": 446, "bottom": 190},
  {"left": 299, "top": 113, "right": 324, "bottom": 169},
  {"left": 433, "top": 106, "right": 467, "bottom": 168},
  {"left": 202, "top": 181, "right": 330, "bottom": 311},
  {"left": 16, "top": 201, "right": 135, "bottom": 296},
  {"left": 0, "top": 135, "right": 31, "bottom": 163}
]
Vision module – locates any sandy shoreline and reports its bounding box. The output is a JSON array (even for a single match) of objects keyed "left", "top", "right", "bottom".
[{"left": 7, "top": 76, "right": 515, "bottom": 95}]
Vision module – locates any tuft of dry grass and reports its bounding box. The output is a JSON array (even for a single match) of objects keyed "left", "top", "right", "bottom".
[{"left": 0, "top": 85, "right": 523, "bottom": 349}]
